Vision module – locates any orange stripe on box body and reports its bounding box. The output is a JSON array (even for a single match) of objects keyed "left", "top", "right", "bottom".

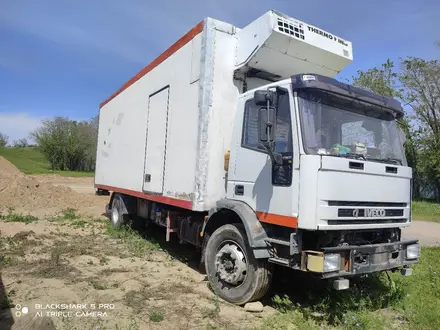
[
  {"left": 100, "top": 20, "right": 205, "bottom": 108},
  {"left": 97, "top": 183, "right": 296, "bottom": 227},
  {"left": 256, "top": 211, "right": 298, "bottom": 228},
  {"left": 95, "top": 184, "right": 192, "bottom": 210}
]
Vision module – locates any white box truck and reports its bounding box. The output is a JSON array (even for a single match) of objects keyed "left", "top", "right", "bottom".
[{"left": 95, "top": 10, "right": 420, "bottom": 304}]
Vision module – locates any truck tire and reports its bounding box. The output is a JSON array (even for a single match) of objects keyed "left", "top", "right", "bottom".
[
  {"left": 110, "top": 194, "right": 125, "bottom": 228},
  {"left": 204, "top": 224, "right": 272, "bottom": 305}
]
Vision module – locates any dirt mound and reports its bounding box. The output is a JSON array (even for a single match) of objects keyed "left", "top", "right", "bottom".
[
  {"left": 0, "top": 156, "right": 24, "bottom": 189},
  {"left": 0, "top": 156, "right": 22, "bottom": 175},
  {"left": 0, "top": 157, "right": 93, "bottom": 216}
]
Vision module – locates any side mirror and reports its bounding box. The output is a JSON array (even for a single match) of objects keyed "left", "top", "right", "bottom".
[
  {"left": 254, "top": 90, "right": 275, "bottom": 106},
  {"left": 259, "top": 107, "right": 276, "bottom": 143}
]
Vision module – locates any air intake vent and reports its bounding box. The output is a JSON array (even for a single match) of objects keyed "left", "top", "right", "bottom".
[
  {"left": 277, "top": 17, "right": 305, "bottom": 40},
  {"left": 328, "top": 201, "right": 407, "bottom": 207}
]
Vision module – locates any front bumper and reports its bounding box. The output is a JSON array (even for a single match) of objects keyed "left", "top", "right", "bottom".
[{"left": 303, "top": 239, "right": 419, "bottom": 279}]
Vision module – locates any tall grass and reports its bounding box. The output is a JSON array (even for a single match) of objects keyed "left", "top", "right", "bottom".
[{"left": 412, "top": 200, "right": 440, "bottom": 222}]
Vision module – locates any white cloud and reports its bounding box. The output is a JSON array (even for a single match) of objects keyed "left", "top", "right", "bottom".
[{"left": 0, "top": 113, "right": 44, "bottom": 144}]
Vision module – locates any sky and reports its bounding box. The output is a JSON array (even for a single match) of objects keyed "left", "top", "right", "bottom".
[{"left": 1, "top": 0, "right": 439, "bottom": 142}]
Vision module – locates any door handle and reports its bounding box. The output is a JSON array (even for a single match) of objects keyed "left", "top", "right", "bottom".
[
  {"left": 144, "top": 174, "right": 151, "bottom": 182},
  {"left": 235, "top": 185, "right": 244, "bottom": 196}
]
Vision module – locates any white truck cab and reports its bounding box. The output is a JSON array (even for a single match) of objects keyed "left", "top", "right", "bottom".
[
  {"left": 230, "top": 74, "right": 411, "bottom": 231},
  {"left": 95, "top": 10, "right": 420, "bottom": 305},
  {"left": 206, "top": 73, "right": 419, "bottom": 302}
]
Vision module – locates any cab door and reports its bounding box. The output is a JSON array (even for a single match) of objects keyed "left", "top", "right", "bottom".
[{"left": 227, "top": 85, "right": 299, "bottom": 228}]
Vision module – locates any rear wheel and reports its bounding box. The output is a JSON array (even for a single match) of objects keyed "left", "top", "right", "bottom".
[
  {"left": 110, "top": 194, "right": 125, "bottom": 228},
  {"left": 204, "top": 224, "right": 272, "bottom": 305}
]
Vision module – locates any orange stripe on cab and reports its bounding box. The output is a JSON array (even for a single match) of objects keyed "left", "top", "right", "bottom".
[{"left": 256, "top": 212, "right": 298, "bottom": 228}]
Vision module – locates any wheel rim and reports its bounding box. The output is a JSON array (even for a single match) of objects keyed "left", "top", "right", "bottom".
[
  {"left": 215, "top": 241, "right": 248, "bottom": 286},
  {"left": 111, "top": 201, "right": 119, "bottom": 225}
]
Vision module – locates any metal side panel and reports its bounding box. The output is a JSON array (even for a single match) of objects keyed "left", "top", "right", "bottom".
[
  {"left": 95, "top": 24, "right": 203, "bottom": 202},
  {"left": 203, "top": 22, "right": 240, "bottom": 210},
  {"left": 193, "top": 18, "right": 216, "bottom": 211}
]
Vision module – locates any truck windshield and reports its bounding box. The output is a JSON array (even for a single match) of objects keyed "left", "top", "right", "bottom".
[{"left": 297, "top": 90, "right": 406, "bottom": 165}]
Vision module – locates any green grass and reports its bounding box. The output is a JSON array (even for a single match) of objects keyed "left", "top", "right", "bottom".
[
  {"left": 105, "top": 223, "right": 160, "bottom": 257},
  {"left": 0, "top": 146, "right": 94, "bottom": 177},
  {"left": 89, "top": 280, "right": 108, "bottom": 290},
  {"left": 400, "top": 247, "right": 440, "bottom": 329},
  {"left": 412, "top": 201, "right": 440, "bottom": 222},
  {"left": 149, "top": 310, "right": 164, "bottom": 323},
  {"left": 0, "top": 208, "right": 81, "bottom": 224},
  {"left": 0, "top": 209, "right": 159, "bottom": 258},
  {"left": 0, "top": 212, "right": 39, "bottom": 224},
  {"left": 264, "top": 247, "right": 440, "bottom": 330},
  {"left": 201, "top": 294, "right": 221, "bottom": 319}
]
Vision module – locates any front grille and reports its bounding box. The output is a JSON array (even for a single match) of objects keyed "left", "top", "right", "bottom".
[
  {"left": 328, "top": 201, "right": 407, "bottom": 207},
  {"left": 328, "top": 219, "right": 408, "bottom": 225},
  {"left": 338, "top": 209, "right": 404, "bottom": 217}
]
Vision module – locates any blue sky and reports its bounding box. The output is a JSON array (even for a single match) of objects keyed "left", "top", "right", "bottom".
[{"left": 0, "top": 0, "right": 439, "bottom": 142}]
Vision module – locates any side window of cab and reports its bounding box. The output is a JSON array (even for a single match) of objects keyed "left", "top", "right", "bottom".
[{"left": 241, "top": 92, "right": 293, "bottom": 186}]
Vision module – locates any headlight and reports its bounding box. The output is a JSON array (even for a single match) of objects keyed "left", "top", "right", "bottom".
[
  {"left": 323, "top": 254, "right": 341, "bottom": 272},
  {"left": 406, "top": 244, "right": 420, "bottom": 260}
]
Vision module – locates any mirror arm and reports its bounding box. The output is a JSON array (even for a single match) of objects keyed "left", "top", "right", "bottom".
[
  {"left": 263, "top": 90, "right": 282, "bottom": 166},
  {"left": 261, "top": 141, "right": 282, "bottom": 165}
]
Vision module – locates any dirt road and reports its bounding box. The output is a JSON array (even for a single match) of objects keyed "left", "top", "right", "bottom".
[
  {"left": 402, "top": 220, "right": 440, "bottom": 246},
  {"left": 30, "top": 175, "right": 96, "bottom": 195}
]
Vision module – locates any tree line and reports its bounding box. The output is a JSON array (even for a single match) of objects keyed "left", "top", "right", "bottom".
[
  {"left": 0, "top": 133, "right": 30, "bottom": 148},
  {"left": 32, "top": 116, "right": 99, "bottom": 172},
  {"left": 0, "top": 117, "right": 98, "bottom": 172}
]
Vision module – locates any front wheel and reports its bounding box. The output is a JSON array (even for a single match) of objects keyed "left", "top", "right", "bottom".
[{"left": 204, "top": 224, "right": 272, "bottom": 305}]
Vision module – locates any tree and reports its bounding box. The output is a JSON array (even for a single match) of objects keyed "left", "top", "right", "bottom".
[
  {"left": 84, "top": 115, "right": 99, "bottom": 171},
  {"left": 400, "top": 57, "right": 440, "bottom": 200},
  {"left": 31, "top": 116, "right": 98, "bottom": 171},
  {"left": 351, "top": 60, "right": 420, "bottom": 198},
  {"left": 0, "top": 132, "right": 8, "bottom": 148},
  {"left": 13, "top": 138, "right": 28, "bottom": 148},
  {"left": 352, "top": 59, "right": 401, "bottom": 98}
]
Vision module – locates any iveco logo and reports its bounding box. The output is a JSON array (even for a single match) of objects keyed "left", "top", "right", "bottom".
[
  {"left": 353, "top": 208, "right": 386, "bottom": 218},
  {"left": 366, "top": 208, "right": 386, "bottom": 217}
]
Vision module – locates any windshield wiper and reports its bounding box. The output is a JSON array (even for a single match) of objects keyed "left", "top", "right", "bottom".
[
  {"left": 325, "top": 153, "right": 366, "bottom": 161},
  {"left": 347, "top": 153, "right": 366, "bottom": 161},
  {"left": 365, "top": 157, "right": 402, "bottom": 165}
]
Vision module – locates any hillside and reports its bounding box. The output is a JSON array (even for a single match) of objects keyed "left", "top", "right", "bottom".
[{"left": 0, "top": 147, "right": 94, "bottom": 177}]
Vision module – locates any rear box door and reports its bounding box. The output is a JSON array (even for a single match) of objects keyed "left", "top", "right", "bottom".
[{"left": 142, "top": 87, "right": 170, "bottom": 194}]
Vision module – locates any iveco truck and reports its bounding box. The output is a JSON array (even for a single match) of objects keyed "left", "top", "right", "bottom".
[{"left": 94, "top": 10, "right": 420, "bottom": 305}]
